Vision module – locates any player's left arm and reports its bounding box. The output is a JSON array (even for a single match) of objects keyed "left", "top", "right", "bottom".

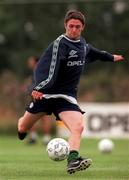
[{"left": 86, "top": 44, "right": 124, "bottom": 63}]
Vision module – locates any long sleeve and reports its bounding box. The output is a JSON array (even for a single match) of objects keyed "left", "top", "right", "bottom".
[
  {"left": 33, "top": 35, "right": 64, "bottom": 92},
  {"left": 86, "top": 44, "right": 114, "bottom": 63}
]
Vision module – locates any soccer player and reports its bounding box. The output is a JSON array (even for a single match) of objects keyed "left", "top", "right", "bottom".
[{"left": 18, "top": 9, "right": 124, "bottom": 174}]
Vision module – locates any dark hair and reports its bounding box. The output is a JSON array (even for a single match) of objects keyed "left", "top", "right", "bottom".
[{"left": 64, "top": 9, "right": 85, "bottom": 25}]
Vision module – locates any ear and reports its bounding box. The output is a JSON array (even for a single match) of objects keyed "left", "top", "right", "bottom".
[{"left": 64, "top": 23, "right": 67, "bottom": 29}]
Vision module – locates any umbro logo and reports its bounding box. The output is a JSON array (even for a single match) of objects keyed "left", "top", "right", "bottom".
[{"left": 68, "top": 50, "right": 78, "bottom": 58}]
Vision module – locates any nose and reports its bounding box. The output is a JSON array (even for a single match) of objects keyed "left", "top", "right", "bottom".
[{"left": 72, "top": 27, "right": 77, "bottom": 32}]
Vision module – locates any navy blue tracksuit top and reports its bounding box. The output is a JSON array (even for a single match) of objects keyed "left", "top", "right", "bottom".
[{"left": 33, "top": 34, "right": 114, "bottom": 99}]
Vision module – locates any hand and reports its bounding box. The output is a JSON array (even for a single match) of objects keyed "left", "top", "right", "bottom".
[
  {"left": 31, "top": 90, "right": 43, "bottom": 100},
  {"left": 113, "top": 54, "right": 124, "bottom": 62}
]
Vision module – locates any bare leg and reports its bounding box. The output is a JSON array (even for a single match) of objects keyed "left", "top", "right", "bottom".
[
  {"left": 18, "top": 111, "right": 45, "bottom": 140},
  {"left": 25, "top": 114, "right": 52, "bottom": 144},
  {"left": 59, "top": 111, "right": 84, "bottom": 151},
  {"left": 59, "top": 111, "right": 92, "bottom": 174}
]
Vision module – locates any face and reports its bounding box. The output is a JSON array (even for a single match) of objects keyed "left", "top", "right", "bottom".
[{"left": 65, "top": 19, "right": 85, "bottom": 40}]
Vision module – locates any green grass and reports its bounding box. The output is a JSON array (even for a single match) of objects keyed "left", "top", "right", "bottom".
[{"left": 0, "top": 136, "right": 129, "bottom": 180}]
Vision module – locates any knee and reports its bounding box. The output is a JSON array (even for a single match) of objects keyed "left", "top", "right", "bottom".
[{"left": 18, "top": 117, "right": 26, "bottom": 133}]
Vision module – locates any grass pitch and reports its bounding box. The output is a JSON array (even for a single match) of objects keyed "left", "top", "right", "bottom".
[{"left": 0, "top": 136, "right": 129, "bottom": 180}]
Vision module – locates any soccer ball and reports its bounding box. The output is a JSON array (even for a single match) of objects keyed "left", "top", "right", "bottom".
[
  {"left": 46, "top": 138, "right": 69, "bottom": 161},
  {"left": 98, "top": 138, "right": 114, "bottom": 153}
]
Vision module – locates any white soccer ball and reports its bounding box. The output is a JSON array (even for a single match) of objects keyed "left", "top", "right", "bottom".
[
  {"left": 46, "top": 138, "right": 69, "bottom": 161},
  {"left": 98, "top": 138, "right": 114, "bottom": 153}
]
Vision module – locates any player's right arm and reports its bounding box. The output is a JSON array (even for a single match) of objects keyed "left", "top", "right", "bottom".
[{"left": 31, "top": 35, "right": 65, "bottom": 100}]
